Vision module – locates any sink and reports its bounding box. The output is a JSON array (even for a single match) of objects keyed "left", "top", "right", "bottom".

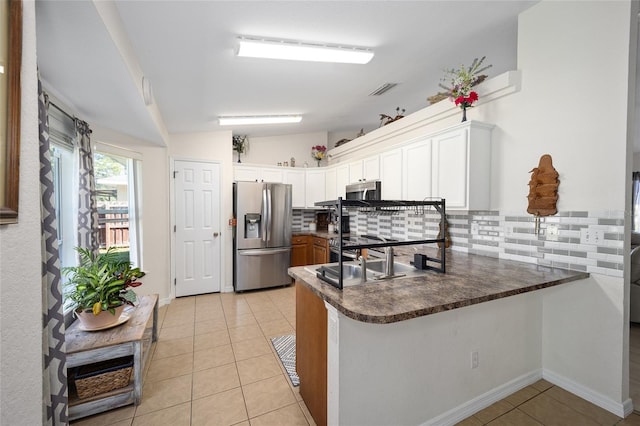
[
  {"left": 312, "top": 263, "right": 365, "bottom": 287},
  {"left": 320, "top": 263, "right": 364, "bottom": 280},
  {"left": 307, "top": 260, "right": 426, "bottom": 288},
  {"left": 365, "top": 260, "right": 416, "bottom": 276}
]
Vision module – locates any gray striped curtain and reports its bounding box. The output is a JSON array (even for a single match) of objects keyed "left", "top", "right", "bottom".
[
  {"left": 75, "top": 119, "right": 99, "bottom": 253},
  {"left": 633, "top": 172, "right": 640, "bottom": 231},
  {"left": 39, "top": 77, "right": 68, "bottom": 425}
]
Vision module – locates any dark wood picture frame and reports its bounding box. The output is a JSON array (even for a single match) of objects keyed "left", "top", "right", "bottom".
[{"left": 0, "top": 0, "right": 22, "bottom": 224}]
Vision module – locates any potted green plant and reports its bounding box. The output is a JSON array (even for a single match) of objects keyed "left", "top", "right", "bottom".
[{"left": 63, "top": 247, "right": 145, "bottom": 329}]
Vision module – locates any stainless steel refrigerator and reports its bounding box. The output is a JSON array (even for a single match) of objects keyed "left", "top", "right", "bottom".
[{"left": 233, "top": 181, "right": 292, "bottom": 291}]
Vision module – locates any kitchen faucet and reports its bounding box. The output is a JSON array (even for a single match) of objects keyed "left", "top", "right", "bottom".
[
  {"left": 376, "top": 236, "right": 395, "bottom": 277},
  {"left": 358, "top": 253, "right": 367, "bottom": 283}
]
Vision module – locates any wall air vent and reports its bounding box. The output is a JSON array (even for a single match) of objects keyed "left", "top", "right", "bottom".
[{"left": 369, "top": 82, "right": 398, "bottom": 96}]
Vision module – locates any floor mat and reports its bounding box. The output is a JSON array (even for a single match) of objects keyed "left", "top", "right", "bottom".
[{"left": 271, "top": 334, "right": 300, "bottom": 387}]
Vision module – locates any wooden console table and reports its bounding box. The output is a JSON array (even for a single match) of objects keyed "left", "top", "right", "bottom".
[{"left": 65, "top": 294, "right": 158, "bottom": 421}]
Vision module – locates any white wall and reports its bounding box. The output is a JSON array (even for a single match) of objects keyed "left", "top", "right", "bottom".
[
  {"left": 634, "top": 152, "right": 640, "bottom": 171},
  {"left": 509, "top": 1, "right": 632, "bottom": 412},
  {"left": 337, "top": 292, "right": 543, "bottom": 425},
  {"left": 240, "top": 131, "right": 328, "bottom": 167},
  {"left": 0, "top": 2, "right": 43, "bottom": 424},
  {"left": 542, "top": 276, "right": 626, "bottom": 410},
  {"left": 476, "top": 1, "right": 631, "bottom": 213},
  {"left": 169, "top": 131, "right": 234, "bottom": 292},
  {"left": 92, "top": 125, "right": 172, "bottom": 305}
]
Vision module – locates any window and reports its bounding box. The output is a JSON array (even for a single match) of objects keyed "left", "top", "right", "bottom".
[
  {"left": 48, "top": 105, "right": 77, "bottom": 276},
  {"left": 94, "top": 145, "right": 143, "bottom": 268}
]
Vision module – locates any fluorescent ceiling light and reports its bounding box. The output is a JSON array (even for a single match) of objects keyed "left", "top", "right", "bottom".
[
  {"left": 237, "top": 37, "right": 374, "bottom": 64},
  {"left": 218, "top": 115, "right": 303, "bottom": 126}
]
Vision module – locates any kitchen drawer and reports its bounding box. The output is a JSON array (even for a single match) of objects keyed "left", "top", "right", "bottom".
[
  {"left": 313, "top": 237, "right": 328, "bottom": 247},
  {"left": 292, "top": 235, "right": 310, "bottom": 245}
]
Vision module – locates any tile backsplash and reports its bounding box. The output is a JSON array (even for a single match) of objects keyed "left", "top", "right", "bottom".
[{"left": 293, "top": 208, "right": 625, "bottom": 278}]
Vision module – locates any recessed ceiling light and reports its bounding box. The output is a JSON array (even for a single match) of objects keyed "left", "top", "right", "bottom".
[
  {"left": 236, "top": 37, "right": 374, "bottom": 65},
  {"left": 218, "top": 115, "right": 303, "bottom": 126}
]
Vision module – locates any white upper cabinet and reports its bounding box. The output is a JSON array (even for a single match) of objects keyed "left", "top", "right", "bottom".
[
  {"left": 431, "top": 123, "right": 492, "bottom": 210},
  {"left": 403, "top": 138, "right": 432, "bottom": 201},
  {"left": 363, "top": 156, "right": 380, "bottom": 181},
  {"left": 305, "top": 169, "right": 327, "bottom": 207},
  {"left": 380, "top": 148, "right": 403, "bottom": 200},
  {"left": 283, "top": 169, "right": 306, "bottom": 208},
  {"left": 348, "top": 161, "right": 363, "bottom": 183},
  {"left": 260, "top": 168, "right": 284, "bottom": 183},
  {"left": 233, "top": 165, "right": 283, "bottom": 183},
  {"left": 325, "top": 167, "right": 337, "bottom": 201},
  {"left": 233, "top": 165, "right": 260, "bottom": 182},
  {"left": 347, "top": 155, "right": 380, "bottom": 183},
  {"left": 335, "top": 164, "right": 350, "bottom": 199},
  {"left": 233, "top": 121, "right": 493, "bottom": 210}
]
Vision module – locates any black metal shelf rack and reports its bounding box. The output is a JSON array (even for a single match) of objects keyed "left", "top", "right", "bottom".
[{"left": 314, "top": 198, "right": 447, "bottom": 289}]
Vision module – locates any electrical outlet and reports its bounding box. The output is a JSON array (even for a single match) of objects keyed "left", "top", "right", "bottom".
[
  {"left": 546, "top": 225, "right": 559, "bottom": 241},
  {"left": 471, "top": 351, "right": 479, "bottom": 369},
  {"left": 471, "top": 222, "right": 479, "bottom": 235},
  {"left": 580, "top": 228, "right": 605, "bottom": 245}
]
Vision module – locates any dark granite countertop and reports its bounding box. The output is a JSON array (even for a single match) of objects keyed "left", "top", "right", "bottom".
[{"left": 288, "top": 248, "right": 589, "bottom": 324}]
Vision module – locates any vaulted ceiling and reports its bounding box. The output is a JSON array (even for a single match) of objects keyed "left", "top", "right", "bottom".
[{"left": 35, "top": 1, "right": 538, "bottom": 146}]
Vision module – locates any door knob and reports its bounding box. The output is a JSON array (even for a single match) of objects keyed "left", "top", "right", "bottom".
[{"left": 213, "top": 232, "right": 219, "bottom": 237}]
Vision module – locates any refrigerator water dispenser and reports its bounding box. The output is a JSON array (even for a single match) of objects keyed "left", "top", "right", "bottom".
[{"left": 244, "top": 213, "right": 262, "bottom": 239}]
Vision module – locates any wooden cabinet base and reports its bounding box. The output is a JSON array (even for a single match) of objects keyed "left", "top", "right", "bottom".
[
  {"left": 296, "top": 282, "right": 327, "bottom": 426},
  {"left": 65, "top": 295, "right": 159, "bottom": 420}
]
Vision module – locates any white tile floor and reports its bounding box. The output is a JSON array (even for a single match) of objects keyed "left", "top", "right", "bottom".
[
  {"left": 72, "top": 285, "right": 313, "bottom": 426},
  {"left": 72, "top": 284, "right": 640, "bottom": 425}
]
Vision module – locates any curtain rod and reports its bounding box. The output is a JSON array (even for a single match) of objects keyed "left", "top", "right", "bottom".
[{"left": 48, "top": 101, "right": 75, "bottom": 122}]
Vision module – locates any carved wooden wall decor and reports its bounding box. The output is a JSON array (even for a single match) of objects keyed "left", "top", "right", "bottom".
[
  {"left": 437, "top": 218, "right": 452, "bottom": 249},
  {"left": 527, "top": 154, "right": 559, "bottom": 216}
]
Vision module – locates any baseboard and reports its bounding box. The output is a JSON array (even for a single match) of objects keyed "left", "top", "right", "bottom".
[
  {"left": 542, "top": 368, "right": 632, "bottom": 417},
  {"left": 422, "top": 370, "right": 542, "bottom": 426},
  {"left": 159, "top": 296, "right": 172, "bottom": 307}
]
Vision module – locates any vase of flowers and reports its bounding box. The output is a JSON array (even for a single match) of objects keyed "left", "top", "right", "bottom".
[
  {"left": 439, "top": 56, "right": 491, "bottom": 122},
  {"left": 233, "top": 135, "right": 247, "bottom": 163},
  {"left": 311, "top": 145, "right": 327, "bottom": 166}
]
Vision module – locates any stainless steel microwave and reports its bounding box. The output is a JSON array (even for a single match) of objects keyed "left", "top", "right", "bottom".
[{"left": 345, "top": 180, "right": 382, "bottom": 200}]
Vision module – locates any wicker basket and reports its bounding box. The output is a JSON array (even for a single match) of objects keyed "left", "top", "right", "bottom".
[{"left": 74, "top": 357, "right": 133, "bottom": 399}]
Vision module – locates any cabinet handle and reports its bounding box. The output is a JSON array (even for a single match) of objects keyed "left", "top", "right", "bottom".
[{"left": 213, "top": 232, "right": 219, "bottom": 237}]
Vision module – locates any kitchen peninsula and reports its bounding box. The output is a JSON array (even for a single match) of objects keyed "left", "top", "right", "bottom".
[{"left": 289, "top": 249, "right": 589, "bottom": 425}]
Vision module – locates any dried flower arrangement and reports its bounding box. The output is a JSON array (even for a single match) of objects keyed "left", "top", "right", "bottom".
[{"left": 439, "top": 56, "right": 492, "bottom": 116}]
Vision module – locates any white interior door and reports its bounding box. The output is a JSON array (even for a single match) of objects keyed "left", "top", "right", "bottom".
[{"left": 175, "top": 160, "right": 221, "bottom": 297}]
